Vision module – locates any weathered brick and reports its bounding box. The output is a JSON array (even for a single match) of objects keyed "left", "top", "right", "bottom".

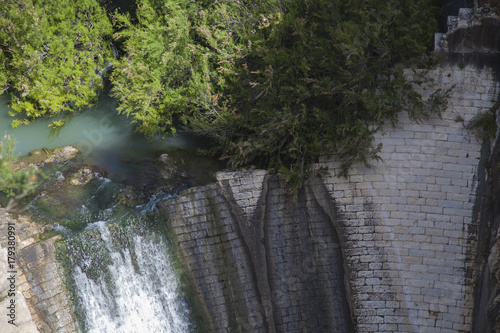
[{"left": 312, "top": 66, "right": 495, "bottom": 333}]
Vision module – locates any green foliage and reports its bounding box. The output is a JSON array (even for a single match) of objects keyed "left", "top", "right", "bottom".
[
  {"left": 466, "top": 101, "right": 499, "bottom": 140},
  {"left": 0, "top": 0, "right": 114, "bottom": 130},
  {"left": 110, "top": 0, "right": 240, "bottom": 139},
  {"left": 0, "top": 133, "right": 38, "bottom": 204},
  {"left": 192, "top": 0, "right": 446, "bottom": 189},
  {"left": 0, "top": 0, "right": 449, "bottom": 191}
]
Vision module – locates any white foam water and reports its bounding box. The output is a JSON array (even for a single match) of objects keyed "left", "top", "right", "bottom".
[{"left": 72, "top": 222, "right": 193, "bottom": 333}]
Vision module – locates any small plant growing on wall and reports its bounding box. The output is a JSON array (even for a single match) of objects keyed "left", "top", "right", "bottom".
[{"left": 466, "top": 100, "right": 499, "bottom": 140}]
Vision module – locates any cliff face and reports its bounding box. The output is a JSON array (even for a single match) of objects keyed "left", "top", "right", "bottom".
[
  {"left": 160, "top": 172, "right": 354, "bottom": 332},
  {"left": 0, "top": 210, "right": 77, "bottom": 333}
]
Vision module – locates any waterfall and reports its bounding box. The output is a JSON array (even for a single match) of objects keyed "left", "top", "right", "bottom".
[{"left": 60, "top": 220, "right": 194, "bottom": 333}]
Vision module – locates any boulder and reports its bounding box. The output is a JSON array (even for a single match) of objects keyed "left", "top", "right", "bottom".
[
  {"left": 69, "top": 167, "right": 95, "bottom": 186},
  {"left": 13, "top": 146, "right": 80, "bottom": 171}
]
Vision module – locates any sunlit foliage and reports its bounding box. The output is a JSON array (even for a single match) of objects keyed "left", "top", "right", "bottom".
[{"left": 0, "top": 0, "right": 114, "bottom": 130}]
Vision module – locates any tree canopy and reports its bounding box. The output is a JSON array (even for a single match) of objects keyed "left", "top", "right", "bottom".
[
  {"left": 191, "top": 0, "right": 447, "bottom": 187},
  {"left": 110, "top": 0, "right": 240, "bottom": 138},
  {"left": 0, "top": 0, "right": 114, "bottom": 131},
  {"left": 0, "top": 0, "right": 446, "bottom": 189}
]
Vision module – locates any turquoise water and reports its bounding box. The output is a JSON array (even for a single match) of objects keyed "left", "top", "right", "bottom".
[
  {"left": 1, "top": 95, "right": 205, "bottom": 332},
  {"left": 0, "top": 94, "right": 222, "bottom": 182},
  {"left": 0, "top": 94, "right": 196, "bottom": 157}
]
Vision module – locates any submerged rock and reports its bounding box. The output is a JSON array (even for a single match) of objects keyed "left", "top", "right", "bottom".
[
  {"left": 159, "top": 153, "right": 170, "bottom": 164},
  {"left": 50, "top": 146, "right": 80, "bottom": 163},
  {"left": 118, "top": 185, "right": 143, "bottom": 207},
  {"left": 116, "top": 152, "right": 191, "bottom": 207},
  {"left": 13, "top": 145, "right": 80, "bottom": 171},
  {"left": 24, "top": 162, "right": 108, "bottom": 224},
  {"left": 69, "top": 167, "right": 95, "bottom": 186}
]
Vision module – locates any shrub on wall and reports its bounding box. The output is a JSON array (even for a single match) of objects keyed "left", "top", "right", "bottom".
[
  {"left": 191, "top": 0, "right": 447, "bottom": 190},
  {"left": 466, "top": 100, "right": 499, "bottom": 140}
]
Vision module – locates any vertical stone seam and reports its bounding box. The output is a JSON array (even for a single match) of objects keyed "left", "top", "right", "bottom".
[
  {"left": 257, "top": 175, "right": 281, "bottom": 333},
  {"left": 307, "top": 175, "right": 357, "bottom": 330},
  {"left": 470, "top": 135, "right": 497, "bottom": 332},
  {"left": 217, "top": 175, "right": 277, "bottom": 333},
  {"left": 169, "top": 191, "right": 217, "bottom": 333}
]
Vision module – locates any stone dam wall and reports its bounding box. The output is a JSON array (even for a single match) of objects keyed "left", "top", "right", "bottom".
[
  {"left": 161, "top": 172, "right": 354, "bottom": 332},
  {"left": 317, "top": 65, "right": 498, "bottom": 332},
  {"left": 160, "top": 62, "right": 499, "bottom": 333}
]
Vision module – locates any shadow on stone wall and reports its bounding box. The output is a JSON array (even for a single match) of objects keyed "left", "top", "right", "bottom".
[
  {"left": 161, "top": 173, "right": 354, "bottom": 332},
  {"left": 471, "top": 124, "right": 500, "bottom": 332}
]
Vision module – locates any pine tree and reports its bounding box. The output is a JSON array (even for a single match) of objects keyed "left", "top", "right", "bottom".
[
  {"left": 191, "top": 0, "right": 446, "bottom": 189},
  {"left": 110, "top": 0, "right": 240, "bottom": 138},
  {"left": 0, "top": 0, "right": 114, "bottom": 130}
]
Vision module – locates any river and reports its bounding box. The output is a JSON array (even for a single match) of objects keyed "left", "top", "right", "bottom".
[{"left": 1, "top": 93, "right": 214, "bottom": 332}]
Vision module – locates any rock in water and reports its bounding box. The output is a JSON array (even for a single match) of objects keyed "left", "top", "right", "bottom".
[{"left": 69, "top": 168, "right": 95, "bottom": 186}]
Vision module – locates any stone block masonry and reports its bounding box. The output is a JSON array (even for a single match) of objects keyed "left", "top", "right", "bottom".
[
  {"left": 160, "top": 64, "right": 499, "bottom": 332},
  {"left": 161, "top": 172, "right": 354, "bottom": 332},
  {"left": 317, "top": 64, "right": 499, "bottom": 332},
  {"left": 0, "top": 211, "right": 39, "bottom": 333}
]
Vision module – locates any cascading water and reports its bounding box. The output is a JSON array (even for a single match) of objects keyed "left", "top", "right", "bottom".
[
  {"left": 1, "top": 90, "right": 217, "bottom": 332},
  {"left": 71, "top": 223, "right": 192, "bottom": 333},
  {"left": 55, "top": 186, "right": 196, "bottom": 333}
]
